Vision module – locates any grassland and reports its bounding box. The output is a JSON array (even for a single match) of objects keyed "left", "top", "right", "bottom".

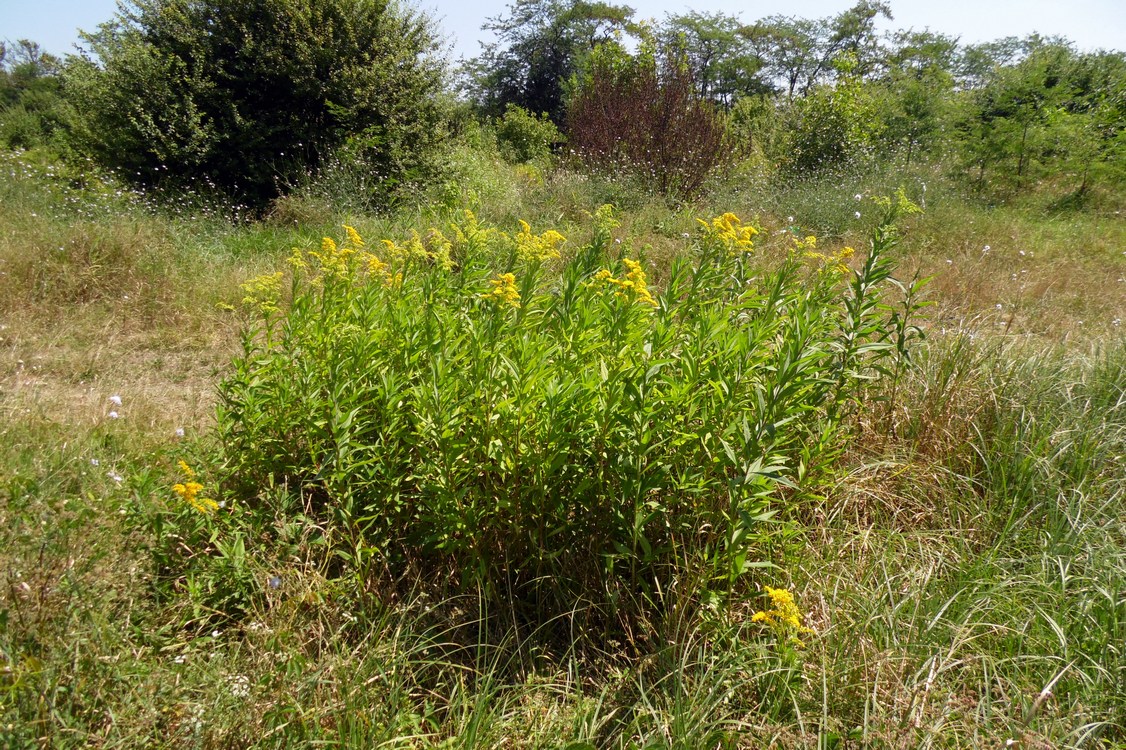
[{"left": 1, "top": 147, "right": 1124, "bottom": 748}]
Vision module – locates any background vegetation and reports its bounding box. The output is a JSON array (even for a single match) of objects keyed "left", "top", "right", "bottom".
[{"left": 1, "top": 0, "right": 1124, "bottom": 746}]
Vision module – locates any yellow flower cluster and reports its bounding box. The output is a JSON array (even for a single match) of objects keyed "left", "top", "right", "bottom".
[
  {"left": 449, "top": 210, "right": 495, "bottom": 255},
  {"left": 804, "top": 244, "right": 856, "bottom": 276},
  {"left": 591, "top": 258, "right": 658, "bottom": 308},
  {"left": 308, "top": 235, "right": 357, "bottom": 280},
  {"left": 752, "top": 585, "right": 813, "bottom": 645},
  {"left": 481, "top": 272, "right": 521, "bottom": 308},
  {"left": 698, "top": 212, "right": 758, "bottom": 256},
  {"left": 514, "top": 220, "right": 566, "bottom": 263},
  {"left": 380, "top": 228, "right": 454, "bottom": 271},
  {"left": 792, "top": 234, "right": 853, "bottom": 276},
  {"left": 172, "top": 460, "right": 218, "bottom": 514},
  {"left": 240, "top": 271, "right": 284, "bottom": 314}
]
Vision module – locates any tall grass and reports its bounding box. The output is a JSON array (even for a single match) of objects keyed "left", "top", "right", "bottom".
[{"left": 1, "top": 146, "right": 1123, "bottom": 748}]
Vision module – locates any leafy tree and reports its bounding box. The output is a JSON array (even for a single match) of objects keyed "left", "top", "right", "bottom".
[
  {"left": 955, "top": 39, "right": 1076, "bottom": 189},
  {"left": 658, "top": 11, "right": 768, "bottom": 106},
  {"left": 0, "top": 40, "right": 66, "bottom": 149},
  {"left": 494, "top": 103, "right": 561, "bottom": 163},
  {"left": 874, "top": 31, "right": 959, "bottom": 164},
  {"left": 784, "top": 55, "right": 882, "bottom": 175},
  {"left": 467, "top": 0, "right": 633, "bottom": 125},
  {"left": 745, "top": 0, "right": 891, "bottom": 100},
  {"left": 65, "top": 0, "right": 447, "bottom": 208},
  {"left": 567, "top": 35, "right": 729, "bottom": 198}
]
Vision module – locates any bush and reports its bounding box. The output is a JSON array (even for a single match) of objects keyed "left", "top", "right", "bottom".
[
  {"left": 213, "top": 200, "right": 920, "bottom": 634},
  {"left": 567, "top": 41, "right": 731, "bottom": 200},
  {"left": 64, "top": 0, "right": 447, "bottom": 210},
  {"left": 494, "top": 104, "right": 561, "bottom": 164}
]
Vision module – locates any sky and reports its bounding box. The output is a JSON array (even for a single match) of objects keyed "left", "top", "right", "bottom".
[{"left": 2, "top": 0, "right": 1123, "bottom": 63}]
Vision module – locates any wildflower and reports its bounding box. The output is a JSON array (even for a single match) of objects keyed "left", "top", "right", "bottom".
[
  {"left": 449, "top": 210, "right": 495, "bottom": 255},
  {"left": 481, "top": 272, "right": 521, "bottom": 308},
  {"left": 175, "top": 427, "right": 185, "bottom": 438},
  {"left": 854, "top": 193, "right": 862, "bottom": 201},
  {"left": 513, "top": 220, "right": 566, "bottom": 262},
  {"left": 380, "top": 232, "right": 430, "bottom": 265},
  {"left": 307, "top": 235, "right": 357, "bottom": 280},
  {"left": 697, "top": 212, "right": 757, "bottom": 256},
  {"left": 108, "top": 411, "right": 120, "bottom": 419},
  {"left": 588, "top": 259, "right": 658, "bottom": 307},
  {"left": 982, "top": 245, "right": 991, "bottom": 253},
  {"left": 426, "top": 228, "right": 455, "bottom": 271},
  {"left": 343, "top": 225, "right": 364, "bottom": 249},
  {"left": 268, "top": 576, "right": 282, "bottom": 590},
  {"left": 109, "top": 395, "right": 122, "bottom": 406},
  {"left": 173, "top": 460, "right": 218, "bottom": 513},
  {"left": 592, "top": 203, "right": 621, "bottom": 234},
  {"left": 854, "top": 211, "right": 862, "bottom": 219},
  {"left": 240, "top": 272, "right": 284, "bottom": 314},
  {"left": 751, "top": 585, "right": 813, "bottom": 645},
  {"left": 107, "top": 471, "right": 124, "bottom": 483}
]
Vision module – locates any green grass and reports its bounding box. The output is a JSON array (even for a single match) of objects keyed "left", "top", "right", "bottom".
[{"left": 1, "top": 147, "right": 1124, "bottom": 748}]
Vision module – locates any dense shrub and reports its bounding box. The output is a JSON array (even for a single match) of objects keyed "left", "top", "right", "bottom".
[
  {"left": 494, "top": 104, "right": 561, "bottom": 164},
  {"left": 213, "top": 199, "right": 920, "bottom": 632},
  {"left": 567, "top": 41, "right": 731, "bottom": 199},
  {"left": 64, "top": 0, "right": 447, "bottom": 209}
]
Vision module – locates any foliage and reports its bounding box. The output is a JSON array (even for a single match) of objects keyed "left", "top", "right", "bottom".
[
  {"left": 744, "top": 0, "right": 891, "bottom": 99},
  {"left": 951, "top": 38, "right": 1126, "bottom": 194},
  {"left": 466, "top": 0, "right": 634, "bottom": 125},
  {"left": 658, "top": 11, "right": 769, "bottom": 106},
  {"left": 0, "top": 40, "right": 66, "bottom": 150},
  {"left": 214, "top": 204, "right": 917, "bottom": 633},
  {"left": 63, "top": 0, "right": 447, "bottom": 210},
  {"left": 782, "top": 54, "right": 881, "bottom": 175},
  {"left": 494, "top": 104, "right": 561, "bottom": 164},
  {"left": 567, "top": 39, "right": 731, "bottom": 199}
]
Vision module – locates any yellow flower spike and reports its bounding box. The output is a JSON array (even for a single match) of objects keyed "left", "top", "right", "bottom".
[
  {"left": 481, "top": 272, "right": 521, "bottom": 308},
  {"left": 287, "top": 247, "right": 308, "bottom": 272},
  {"left": 240, "top": 272, "right": 284, "bottom": 314},
  {"left": 752, "top": 585, "right": 813, "bottom": 645},
  {"left": 343, "top": 225, "right": 364, "bottom": 249},
  {"left": 587, "top": 259, "right": 657, "bottom": 308},
  {"left": 698, "top": 212, "right": 757, "bottom": 256},
  {"left": 514, "top": 220, "right": 566, "bottom": 262},
  {"left": 173, "top": 462, "right": 218, "bottom": 514}
]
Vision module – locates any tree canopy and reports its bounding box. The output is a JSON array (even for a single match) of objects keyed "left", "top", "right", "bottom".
[{"left": 65, "top": 0, "right": 447, "bottom": 208}]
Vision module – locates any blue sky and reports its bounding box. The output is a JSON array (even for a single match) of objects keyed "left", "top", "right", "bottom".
[{"left": 2, "top": 0, "right": 1123, "bottom": 62}]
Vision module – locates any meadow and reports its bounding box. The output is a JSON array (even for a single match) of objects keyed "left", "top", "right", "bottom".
[{"left": 1, "top": 137, "right": 1124, "bottom": 749}]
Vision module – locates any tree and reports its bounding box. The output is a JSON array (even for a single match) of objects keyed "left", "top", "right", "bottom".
[
  {"left": 0, "top": 40, "right": 66, "bottom": 149},
  {"left": 954, "top": 39, "right": 1076, "bottom": 189},
  {"left": 658, "top": 11, "right": 768, "bottom": 106},
  {"left": 874, "top": 31, "right": 959, "bottom": 164},
  {"left": 467, "top": 0, "right": 634, "bottom": 125},
  {"left": 65, "top": 0, "right": 447, "bottom": 208},
  {"left": 745, "top": 0, "right": 891, "bottom": 100},
  {"left": 567, "top": 36, "right": 730, "bottom": 198}
]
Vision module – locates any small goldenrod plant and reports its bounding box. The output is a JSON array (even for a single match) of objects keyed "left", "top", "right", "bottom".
[
  {"left": 589, "top": 258, "right": 658, "bottom": 307},
  {"left": 697, "top": 212, "right": 757, "bottom": 256},
  {"left": 752, "top": 585, "right": 813, "bottom": 645},
  {"left": 172, "top": 460, "right": 217, "bottom": 514},
  {"left": 481, "top": 272, "right": 521, "bottom": 308},
  {"left": 512, "top": 219, "right": 566, "bottom": 262}
]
